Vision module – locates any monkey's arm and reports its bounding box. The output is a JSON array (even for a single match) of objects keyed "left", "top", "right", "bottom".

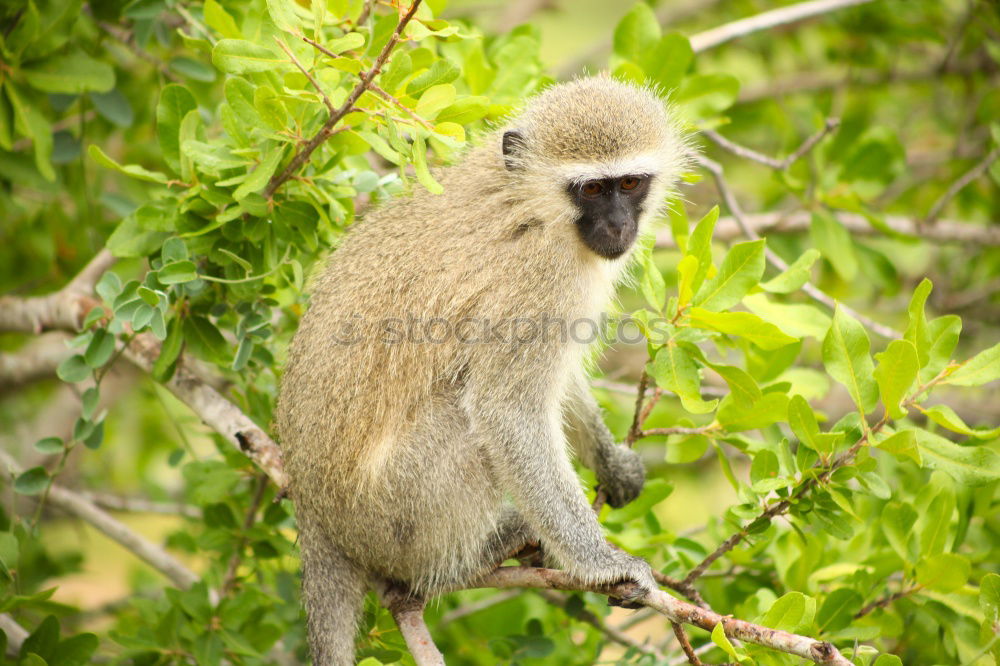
[
  {"left": 472, "top": 392, "right": 655, "bottom": 593},
  {"left": 564, "top": 382, "right": 646, "bottom": 508}
]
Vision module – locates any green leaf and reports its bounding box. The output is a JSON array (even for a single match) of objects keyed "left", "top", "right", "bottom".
[
  {"left": 904, "top": 278, "right": 932, "bottom": 367},
  {"left": 875, "top": 430, "right": 921, "bottom": 465},
  {"left": 89, "top": 144, "right": 168, "bottom": 183},
  {"left": 913, "top": 429, "right": 1000, "bottom": 486},
  {"left": 743, "top": 293, "right": 831, "bottom": 340},
  {"left": 640, "top": 33, "right": 692, "bottom": 91},
  {"left": 5, "top": 82, "right": 55, "bottom": 181},
  {"left": 34, "top": 437, "right": 64, "bottom": 455},
  {"left": 920, "top": 314, "right": 961, "bottom": 383},
  {"left": 183, "top": 316, "right": 229, "bottom": 364},
  {"left": 156, "top": 84, "right": 198, "bottom": 173},
  {"left": 324, "top": 32, "right": 366, "bottom": 55},
  {"left": 651, "top": 343, "right": 717, "bottom": 414},
  {"left": 56, "top": 355, "right": 91, "bottom": 383},
  {"left": 921, "top": 404, "right": 1000, "bottom": 439},
  {"left": 52, "top": 633, "right": 99, "bottom": 666},
  {"left": 980, "top": 572, "right": 1000, "bottom": 622},
  {"left": 693, "top": 239, "right": 765, "bottom": 312},
  {"left": 873, "top": 339, "right": 919, "bottom": 419},
  {"left": 945, "top": 341, "right": 1000, "bottom": 387},
  {"left": 411, "top": 134, "right": 442, "bottom": 194},
  {"left": 823, "top": 307, "right": 878, "bottom": 414},
  {"left": 91, "top": 89, "right": 134, "bottom": 127},
  {"left": 266, "top": 0, "right": 301, "bottom": 31},
  {"left": 233, "top": 146, "right": 285, "bottom": 200},
  {"left": 640, "top": 251, "right": 666, "bottom": 312},
  {"left": 106, "top": 215, "right": 170, "bottom": 258},
  {"left": 816, "top": 588, "right": 862, "bottom": 632},
  {"left": 436, "top": 96, "right": 490, "bottom": 125},
  {"left": 762, "top": 592, "right": 812, "bottom": 633},
  {"left": 882, "top": 501, "right": 917, "bottom": 561},
  {"left": 84, "top": 328, "right": 115, "bottom": 368},
  {"left": 158, "top": 260, "right": 198, "bottom": 285},
  {"left": 612, "top": 2, "right": 660, "bottom": 63},
  {"left": 152, "top": 318, "right": 183, "bottom": 383},
  {"left": 675, "top": 73, "right": 739, "bottom": 119},
  {"left": 676, "top": 255, "right": 697, "bottom": 309},
  {"left": 707, "top": 363, "right": 761, "bottom": 409},
  {"left": 605, "top": 478, "right": 673, "bottom": 523},
  {"left": 204, "top": 0, "right": 241, "bottom": 38},
  {"left": 15, "top": 467, "right": 50, "bottom": 495},
  {"left": 212, "top": 39, "right": 292, "bottom": 74},
  {"left": 810, "top": 211, "right": 857, "bottom": 282},
  {"left": 23, "top": 51, "right": 114, "bottom": 93},
  {"left": 415, "top": 84, "right": 457, "bottom": 119},
  {"left": 788, "top": 394, "right": 842, "bottom": 455},
  {"left": 162, "top": 237, "right": 189, "bottom": 263},
  {"left": 687, "top": 308, "right": 798, "bottom": 350},
  {"left": 717, "top": 392, "right": 788, "bottom": 432},
  {"left": 761, "top": 249, "right": 821, "bottom": 294},
  {"left": 408, "top": 60, "right": 459, "bottom": 96},
  {"left": 916, "top": 553, "right": 970, "bottom": 592},
  {"left": 686, "top": 205, "right": 718, "bottom": 293}
]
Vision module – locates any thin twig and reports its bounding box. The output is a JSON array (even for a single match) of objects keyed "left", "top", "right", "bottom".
[
  {"left": 79, "top": 491, "right": 202, "bottom": 519},
  {"left": 693, "top": 153, "right": 901, "bottom": 339},
  {"left": 369, "top": 84, "right": 436, "bottom": 130},
  {"left": 625, "top": 370, "right": 650, "bottom": 446},
  {"left": 923, "top": 146, "right": 1000, "bottom": 226},
  {"left": 355, "top": 0, "right": 376, "bottom": 26},
  {"left": 653, "top": 571, "right": 709, "bottom": 609},
  {"left": 266, "top": 0, "right": 424, "bottom": 198},
  {"left": 854, "top": 586, "right": 922, "bottom": 618},
  {"left": 222, "top": 474, "right": 271, "bottom": 594},
  {"left": 537, "top": 589, "right": 667, "bottom": 661},
  {"left": 301, "top": 35, "right": 341, "bottom": 60},
  {"left": 671, "top": 621, "right": 704, "bottom": 666},
  {"left": 641, "top": 426, "right": 717, "bottom": 437},
  {"left": 689, "top": 0, "right": 875, "bottom": 52},
  {"left": 275, "top": 37, "right": 335, "bottom": 113}
]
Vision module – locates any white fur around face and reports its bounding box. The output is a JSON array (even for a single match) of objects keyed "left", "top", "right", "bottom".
[{"left": 557, "top": 152, "right": 664, "bottom": 185}]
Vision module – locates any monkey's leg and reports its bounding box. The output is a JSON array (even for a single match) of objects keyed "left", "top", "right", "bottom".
[{"left": 299, "top": 527, "right": 369, "bottom": 666}]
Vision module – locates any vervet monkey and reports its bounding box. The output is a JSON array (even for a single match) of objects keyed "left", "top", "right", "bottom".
[{"left": 277, "top": 75, "right": 689, "bottom": 664}]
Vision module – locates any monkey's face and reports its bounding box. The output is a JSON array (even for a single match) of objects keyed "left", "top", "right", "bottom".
[{"left": 568, "top": 175, "right": 651, "bottom": 259}]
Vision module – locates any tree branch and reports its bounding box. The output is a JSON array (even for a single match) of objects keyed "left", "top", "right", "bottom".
[
  {"left": 78, "top": 490, "right": 202, "bottom": 519},
  {"left": 923, "top": 146, "right": 1000, "bottom": 226},
  {"left": 671, "top": 621, "right": 704, "bottom": 665},
  {"left": 689, "top": 0, "right": 875, "bottom": 53},
  {"left": 0, "top": 332, "right": 72, "bottom": 389},
  {"left": 0, "top": 613, "right": 28, "bottom": 658},
  {"left": 701, "top": 119, "right": 840, "bottom": 171},
  {"left": 265, "top": 0, "right": 423, "bottom": 198},
  {"left": 380, "top": 585, "right": 444, "bottom": 666},
  {"left": 470, "top": 567, "right": 852, "bottom": 665},
  {"left": 0, "top": 250, "right": 114, "bottom": 334},
  {"left": 655, "top": 211, "right": 1000, "bottom": 247},
  {"left": 0, "top": 449, "right": 199, "bottom": 590}
]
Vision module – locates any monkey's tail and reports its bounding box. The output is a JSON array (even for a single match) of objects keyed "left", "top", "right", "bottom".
[{"left": 300, "top": 531, "right": 368, "bottom": 666}]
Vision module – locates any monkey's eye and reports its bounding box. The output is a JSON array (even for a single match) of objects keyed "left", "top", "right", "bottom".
[
  {"left": 581, "top": 181, "right": 604, "bottom": 197},
  {"left": 620, "top": 176, "right": 642, "bottom": 191}
]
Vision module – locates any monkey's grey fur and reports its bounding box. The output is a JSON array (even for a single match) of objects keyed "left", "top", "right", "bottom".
[{"left": 277, "top": 75, "right": 689, "bottom": 665}]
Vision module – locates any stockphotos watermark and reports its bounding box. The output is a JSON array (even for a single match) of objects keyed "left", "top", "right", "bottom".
[{"left": 329, "top": 312, "right": 671, "bottom": 347}]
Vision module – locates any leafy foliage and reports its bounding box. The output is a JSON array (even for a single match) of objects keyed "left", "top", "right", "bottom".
[{"left": 1, "top": 1, "right": 999, "bottom": 665}]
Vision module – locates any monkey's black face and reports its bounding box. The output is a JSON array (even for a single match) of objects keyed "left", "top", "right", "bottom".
[{"left": 569, "top": 175, "right": 651, "bottom": 259}]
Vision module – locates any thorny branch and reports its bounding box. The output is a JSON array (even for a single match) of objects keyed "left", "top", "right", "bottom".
[{"left": 265, "top": 0, "right": 424, "bottom": 198}]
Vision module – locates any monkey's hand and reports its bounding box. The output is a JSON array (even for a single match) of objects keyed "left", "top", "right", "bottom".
[
  {"left": 596, "top": 445, "right": 646, "bottom": 508},
  {"left": 598, "top": 549, "right": 657, "bottom": 608}
]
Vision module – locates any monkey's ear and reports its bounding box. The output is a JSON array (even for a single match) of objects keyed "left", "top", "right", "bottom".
[{"left": 502, "top": 130, "right": 527, "bottom": 171}]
